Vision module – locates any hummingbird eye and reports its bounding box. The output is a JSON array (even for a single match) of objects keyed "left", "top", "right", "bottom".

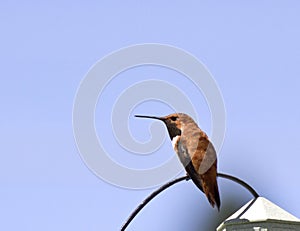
[{"left": 170, "top": 116, "right": 177, "bottom": 121}]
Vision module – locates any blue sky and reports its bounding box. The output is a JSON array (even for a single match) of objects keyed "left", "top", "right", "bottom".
[{"left": 1, "top": 1, "right": 300, "bottom": 230}]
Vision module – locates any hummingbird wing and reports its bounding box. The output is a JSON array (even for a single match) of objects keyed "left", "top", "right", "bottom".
[
  {"left": 176, "top": 139, "right": 204, "bottom": 193},
  {"left": 178, "top": 132, "right": 221, "bottom": 210},
  {"left": 191, "top": 136, "right": 221, "bottom": 210}
]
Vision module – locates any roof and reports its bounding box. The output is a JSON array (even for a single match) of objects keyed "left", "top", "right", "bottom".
[
  {"left": 217, "top": 197, "right": 300, "bottom": 230},
  {"left": 225, "top": 197, "right": 299, "bottom": 222}
]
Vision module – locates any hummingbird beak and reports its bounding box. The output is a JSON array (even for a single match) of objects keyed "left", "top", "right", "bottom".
[{"left": 134, "top": 115, "right": 165, "bottom": 121}]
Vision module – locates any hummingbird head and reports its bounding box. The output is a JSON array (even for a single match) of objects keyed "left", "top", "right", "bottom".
[{"left": 135, "top": 113, "right": 193, "bottom": 140}]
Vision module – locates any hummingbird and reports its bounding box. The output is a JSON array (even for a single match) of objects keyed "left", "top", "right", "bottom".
[{"left": 135, "top": 113, "right": 220, "bottom": 210}]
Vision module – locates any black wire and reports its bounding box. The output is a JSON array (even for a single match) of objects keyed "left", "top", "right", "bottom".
[
  {"left": 120, "top": 172, "right": 259, "bottom": 230},
  {"left": 217, "top": 173, "right": 259, "bottom": 198},
  {"left": 120, "top": 175, "right": 189, "bottom": 231}
]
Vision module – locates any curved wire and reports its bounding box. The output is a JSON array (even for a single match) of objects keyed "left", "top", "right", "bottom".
[
  {"left": 217, "top": 173, "right": 259, "bottom": 198},
  {"left": 120, "top": 172, "right": 259, "bottom": 230}
]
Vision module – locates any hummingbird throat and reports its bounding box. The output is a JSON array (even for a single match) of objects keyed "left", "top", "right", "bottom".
[{"left": 165, "top": 122, "right": 181, "bottom": 140}]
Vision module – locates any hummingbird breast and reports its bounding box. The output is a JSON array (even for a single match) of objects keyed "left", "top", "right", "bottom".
[{"left": 171, "top": 135, "right": 180, "bottom": 150}]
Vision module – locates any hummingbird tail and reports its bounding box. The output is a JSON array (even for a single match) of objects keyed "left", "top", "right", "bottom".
[
  {"left": 213, "top": 182, "right": 221, "bottom": 211},
  {"left": 201, "top": 175, "right": 221, "bottom": 211}
]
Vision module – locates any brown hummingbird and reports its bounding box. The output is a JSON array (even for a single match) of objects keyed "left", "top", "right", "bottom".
[{"left": 135, "top": 113, "right": 220, "bottom": 210}]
